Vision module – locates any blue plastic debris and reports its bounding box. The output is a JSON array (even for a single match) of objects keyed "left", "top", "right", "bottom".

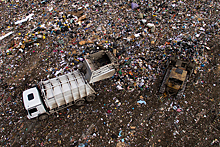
[
  {"left": 119, "top": 130, "right": 122, "bottom": 137},
  {"left": 137, "top": 100, "right": 146, "bottom": 105},
  {"left": 78, "top": 143, "right": 85, "bottom": 147}
]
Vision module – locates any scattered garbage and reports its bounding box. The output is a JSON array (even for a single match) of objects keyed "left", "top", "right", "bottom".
[
  {"left": 131, "top": 2, "right": 139, "bottom": 10},
  {"left": 0, "top": 0, "right": 219, "bottom": 146}
]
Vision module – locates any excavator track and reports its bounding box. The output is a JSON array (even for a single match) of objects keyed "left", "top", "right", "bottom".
[{"left": 159, "top": 68, "right": 171, "bottom": 93}]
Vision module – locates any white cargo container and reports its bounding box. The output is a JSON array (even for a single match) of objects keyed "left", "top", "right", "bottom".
[{"left": 23, "top": 71, "right": 96, "bottom": 120}]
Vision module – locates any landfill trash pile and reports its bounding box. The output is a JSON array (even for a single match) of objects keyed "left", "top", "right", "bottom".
[{"left": 0, "top": 0, "right": 219, "bottom": 146}]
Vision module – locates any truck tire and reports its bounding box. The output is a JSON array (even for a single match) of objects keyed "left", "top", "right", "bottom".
[
  {"left": 75, "top": 99, "right": 85, "bottom": 106},
  {"left": 38, "top": 114, "right": 48, "bottom": 121},
  {"left": 86, "top": 94, "right": 96, "bottom": 102},
  {"left": 77, "top": 63, "right": 83, "bottom": 70}
]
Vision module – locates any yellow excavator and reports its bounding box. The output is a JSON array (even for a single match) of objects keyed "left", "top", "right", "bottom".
[{"left": 159, "top": 57, "right": 195, "bottom": 99}]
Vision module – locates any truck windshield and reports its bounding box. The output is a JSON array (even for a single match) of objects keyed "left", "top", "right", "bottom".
[
  {"left": 28, "top": 93, "right": 34, "bottom": 101},
  {"left": 28, "top": 108, "right": 37, "bottom": 116}
]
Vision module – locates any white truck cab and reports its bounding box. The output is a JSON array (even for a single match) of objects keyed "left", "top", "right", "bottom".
[{"left": 23, "top": 87, "right": 47, "bottom": 119}]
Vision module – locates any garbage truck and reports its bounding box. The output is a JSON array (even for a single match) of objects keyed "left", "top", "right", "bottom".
[{"left": 23, "top": 50, "right": 118, "bottom": 120}]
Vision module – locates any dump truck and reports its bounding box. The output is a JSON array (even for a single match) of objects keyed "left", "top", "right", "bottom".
[
  {"left": 159, "top": 58, "right": 194, "bottom": 99},
  {"left": 23, "top": 50, "right": 118, "bottom": 120}
]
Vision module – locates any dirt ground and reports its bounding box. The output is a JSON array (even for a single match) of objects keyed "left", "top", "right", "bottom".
[
  {"left": 0, "top": 44, "right": 219, "bottom": 147},
  {"left": 0, "top": 0, "right": 219, "bottom": 147}
]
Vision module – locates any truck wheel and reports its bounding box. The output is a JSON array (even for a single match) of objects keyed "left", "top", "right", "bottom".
[
  {"left": 77, "top": 63, "right": 83, "bottom": 70},
  {"left": 86, "top": 94, "right": 96, "bottom": 102},
  {"left": 38, "top": 114, "right": 48, "bottom": 121},
  {"left": 75, "top": 99, "right": 85, "bottom": 106}
]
